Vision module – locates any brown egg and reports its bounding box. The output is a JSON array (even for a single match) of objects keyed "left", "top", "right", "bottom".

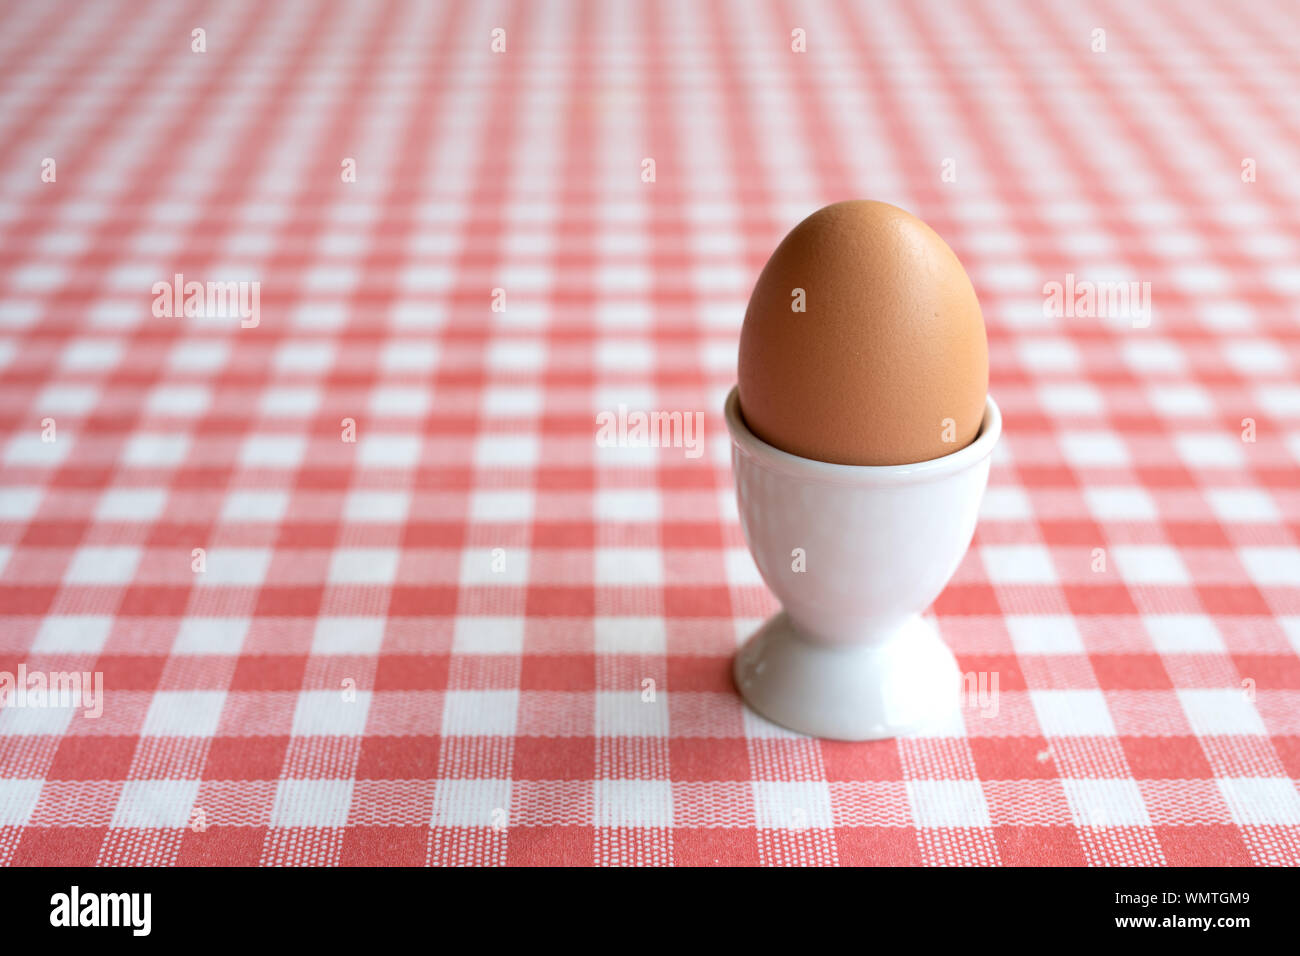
[{"left": 737, "top": 200, "right": 989, "bottom": 466}]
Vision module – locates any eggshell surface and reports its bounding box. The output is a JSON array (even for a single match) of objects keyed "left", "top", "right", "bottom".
[{"left": 738, "top": 200, "right": 989, "bottom": 466}]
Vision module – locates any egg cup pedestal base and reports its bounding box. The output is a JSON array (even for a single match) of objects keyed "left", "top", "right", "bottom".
[{"left": 733, "top": 612, "right": 961, "bottom": 741}]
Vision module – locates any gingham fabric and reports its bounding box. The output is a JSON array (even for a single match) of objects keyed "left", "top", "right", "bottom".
[{"left": 1, "top": 0, "right": 1298, "bottom": 868}]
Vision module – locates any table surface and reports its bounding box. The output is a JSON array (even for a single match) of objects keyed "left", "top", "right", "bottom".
[{"left": 1, "top": 0, "right": 1299, "bottom": 867}]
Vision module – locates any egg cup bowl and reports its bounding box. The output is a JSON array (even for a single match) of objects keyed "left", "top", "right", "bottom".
[{"left": 724, "top": 385, "right": 1001, "bottom": 740}]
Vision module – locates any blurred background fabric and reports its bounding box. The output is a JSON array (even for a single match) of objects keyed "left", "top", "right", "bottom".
[{"left": 0, "top": 0, "right": 1298, "bottom": 865}]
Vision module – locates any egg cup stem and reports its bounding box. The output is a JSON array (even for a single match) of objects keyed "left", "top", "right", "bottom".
[{"left": 733, "top": 611, "right": 962, "bottom": 740}]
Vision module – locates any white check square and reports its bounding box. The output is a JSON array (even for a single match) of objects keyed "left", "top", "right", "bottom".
[
  {"left": 1204, "top": 488, "right": 1279, "bottom": 524},
  {"left": 1215, "top": 778, "right": 1300, "bottom": 826},
  {"left": 270, "top": 779, "right": 354, "bottom": 827},
  {"left": 1084, "top": 487, "right": 1156, "bottom": 521},
  {"left": 95, "top": 488, "right": 167, "bottom": 522},
  {"left": 1143, "top": 615, "right": 1223, "bottom": 653},
  {"left": 0, "top": 703, "right": 73, "bottom": 736},
  {"left": 596, "top": 691, "right": 669, "bottom": 737},
  {"left": 1283, "top": 617, "right": 1300, "bottom": 657},
  {"left": 596, "top": 302, "right": 651, "bottom": 328},
  {"left": 1121, "top": 340, "right": 1185, "bottom": 373},
  {"left": 474, "top": 434, "right": 538, "bottom": 467},
  {"left": 391, "top": 302, "right": 446, "bottom": 329},
  {"left": 221, "top": 490, "right": 289, "bottom": 523},
  {"left": 0, "top": 779, "right": 43, "bottom": 826},
  {"left": 452, "top": 617, "right": 526, "bottom": 655},
  {"left": 469, "top": 490, "right": 533, "bottom": 522},
  {"left": 597, "top": 264, "right": 652, "bottom": 295},
  {"left": 259, "top": 386, "right": 320, "bottom": 416},
  {"left": 303, "top": 266, "right": 358, "bottom": 293},
  {"left": 1017, "top": 338, "right": 1080, "bottom": 371},
  {"left": 64, "top": 546, "right": 141, "bottom": 584},
  {"left": 1038, "top": 383, "right": 1104, "bottom": 415},
  {"left": 1006, "top": 615, "right": 1084, "bottom": 654},
  {"left": 380, "top": 340, "right": 439, "bottom": 372},
  {"left": 487, "top": 340, "right": 546, "bottom": 371},
  {"left": 1177, "top": 689, "right": 1267, "bottom": 736},
  {"left": 1266, "top": 267, "right": 1300, "bottom": 294},
  {"left": 172, "top": 618, "right": 249, "bottom": 654},
  {"left": 240, "top": 434, "right": 306, "bottom": 468},
  {"left": 197, "top": 548, "right": 272, "bottom": 586},
  {"left": 369, "top": 386, "right": 431, "bottom": 417},
  {"left": 981, "top": 545, "right": 1057, "bottom": 584},
  {"left": 291, "top": 690, "right": 372, "bottom": 736},
  {"left": 595, "top": 779, "right": 673, "bottom": 827},
  {"left": 1030, "top": 689, "right": 1116, "bottom": 736},
  {"left": 595, "top": 489, "right": 660, "bottom": 522},
  {"left": 907, "top": 780, "right": 992, "bottom": 827},
  {"left": 594, "top": 439, "right": 658, "bottom": 467},
  {"left": 594, "top": 386, "right": 655, "bottom": 415},
  {"left": 1255, "top": 384, "right": 1300, "bottom": 416},
  {"left": 274, "top": 341, "right": 335, "bottom": 373},
  {"left": 1111, "top": 545, "right": 1190, "bottom": 585},
  {"left": 1147, "top": 384, "right": 1213, "bottom": 417},
  {"left": 1171, "top": 264, "right": 1228, "bottom": 294},
  {"left": 312, "top": 618, "right": 386, "bottom": 655},
  {"left": 1060, "top": 432, "right": 1130, "bottom": 468},
  {"left": 90, "top": 301, "right": 140, "bottom": 328},
  {"left": 291, "top": 301, "right": 348, "bottom": 331},
  {"left": 61, "top": 339, "right": 123, "bottom": 370},
  {"left": 483, "top": 386, "right": 541, "bottom": 417},
  {"left": 399, "top": 264, "right": 452, "bottom": 292},
  {"left": 1061, "top": 778, "right": 1149, "bottom": 826},
  {"left": 111, "top": 780, "right": 202, "bottom": 828},
  {"left": 751, "top": 780, "right": 834, "bottom": 829},
  {"left": 146, "top": 385, "right": 209, "bottom": 416},
  {"left": 328, "top": 549, "right": 399, "bottom": 584},
  {"left": 141, "top": 691, "right": 227, "bottom": 737},
  {"left": 36, "top": 384, "right": 98, "bottom": 414},
  {"left": 32, "top": 615, "right": 113, "bottom": 653},
  {"left": 431, "top": 778, "right": 512, "bottom": 827},
  {"left": 459, "top": 546, "right": 528, "bottom": 584},
  {"left": 594, "top": 617, "right": 667, "bottom": 654},
  {"left": 344, "top": 490, "right": 410, "bottom": 523},
  {"left": 0, "top": 301, "right": 38, "bottom": 328},
  {"left": 122, "top": 433, "right": 190, "bottom": 467},
  {"left": 1225, "top": 340, "right": 1287, "bottom": 374},
  {"left": 169, "top": 340, "right": 229, "bottom": 372},
  {"left": 358, "top": 434, "right": 422, "bottom": 467},
  {"left": 1175, "top": 433, "right": 1245, "bottom": 468},
  {"left": 595, "top": 548, "right": 662, "bottom": 585},
  {"left": 1238, "top": 547, "right": 1300, "bottom": 586},
  {"left": 723, "top": 548, "right": 763, "bottom": 587},
  {"left": 596, "top": 340, "right": 652, "bottom": 369},
  {"left": 0, "top": 487, "right": 42, "bottom": 520},
  {"left": 441, "top": 690, "right": 518, "bottom": 736}
]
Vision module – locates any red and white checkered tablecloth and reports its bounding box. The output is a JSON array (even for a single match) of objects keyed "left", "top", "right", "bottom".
[{"left": 1, "top": 0, "right": 1298, "bottom": 868}]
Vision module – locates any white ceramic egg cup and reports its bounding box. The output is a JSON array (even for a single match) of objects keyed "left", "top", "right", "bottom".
[{"left": 725, "top": 386, "right": 1001, "bottom": 740}]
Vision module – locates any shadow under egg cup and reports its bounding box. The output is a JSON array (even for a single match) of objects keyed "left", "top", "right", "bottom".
[{"left": 725, "top": 386, "right": 1001, "bottom": 740}]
